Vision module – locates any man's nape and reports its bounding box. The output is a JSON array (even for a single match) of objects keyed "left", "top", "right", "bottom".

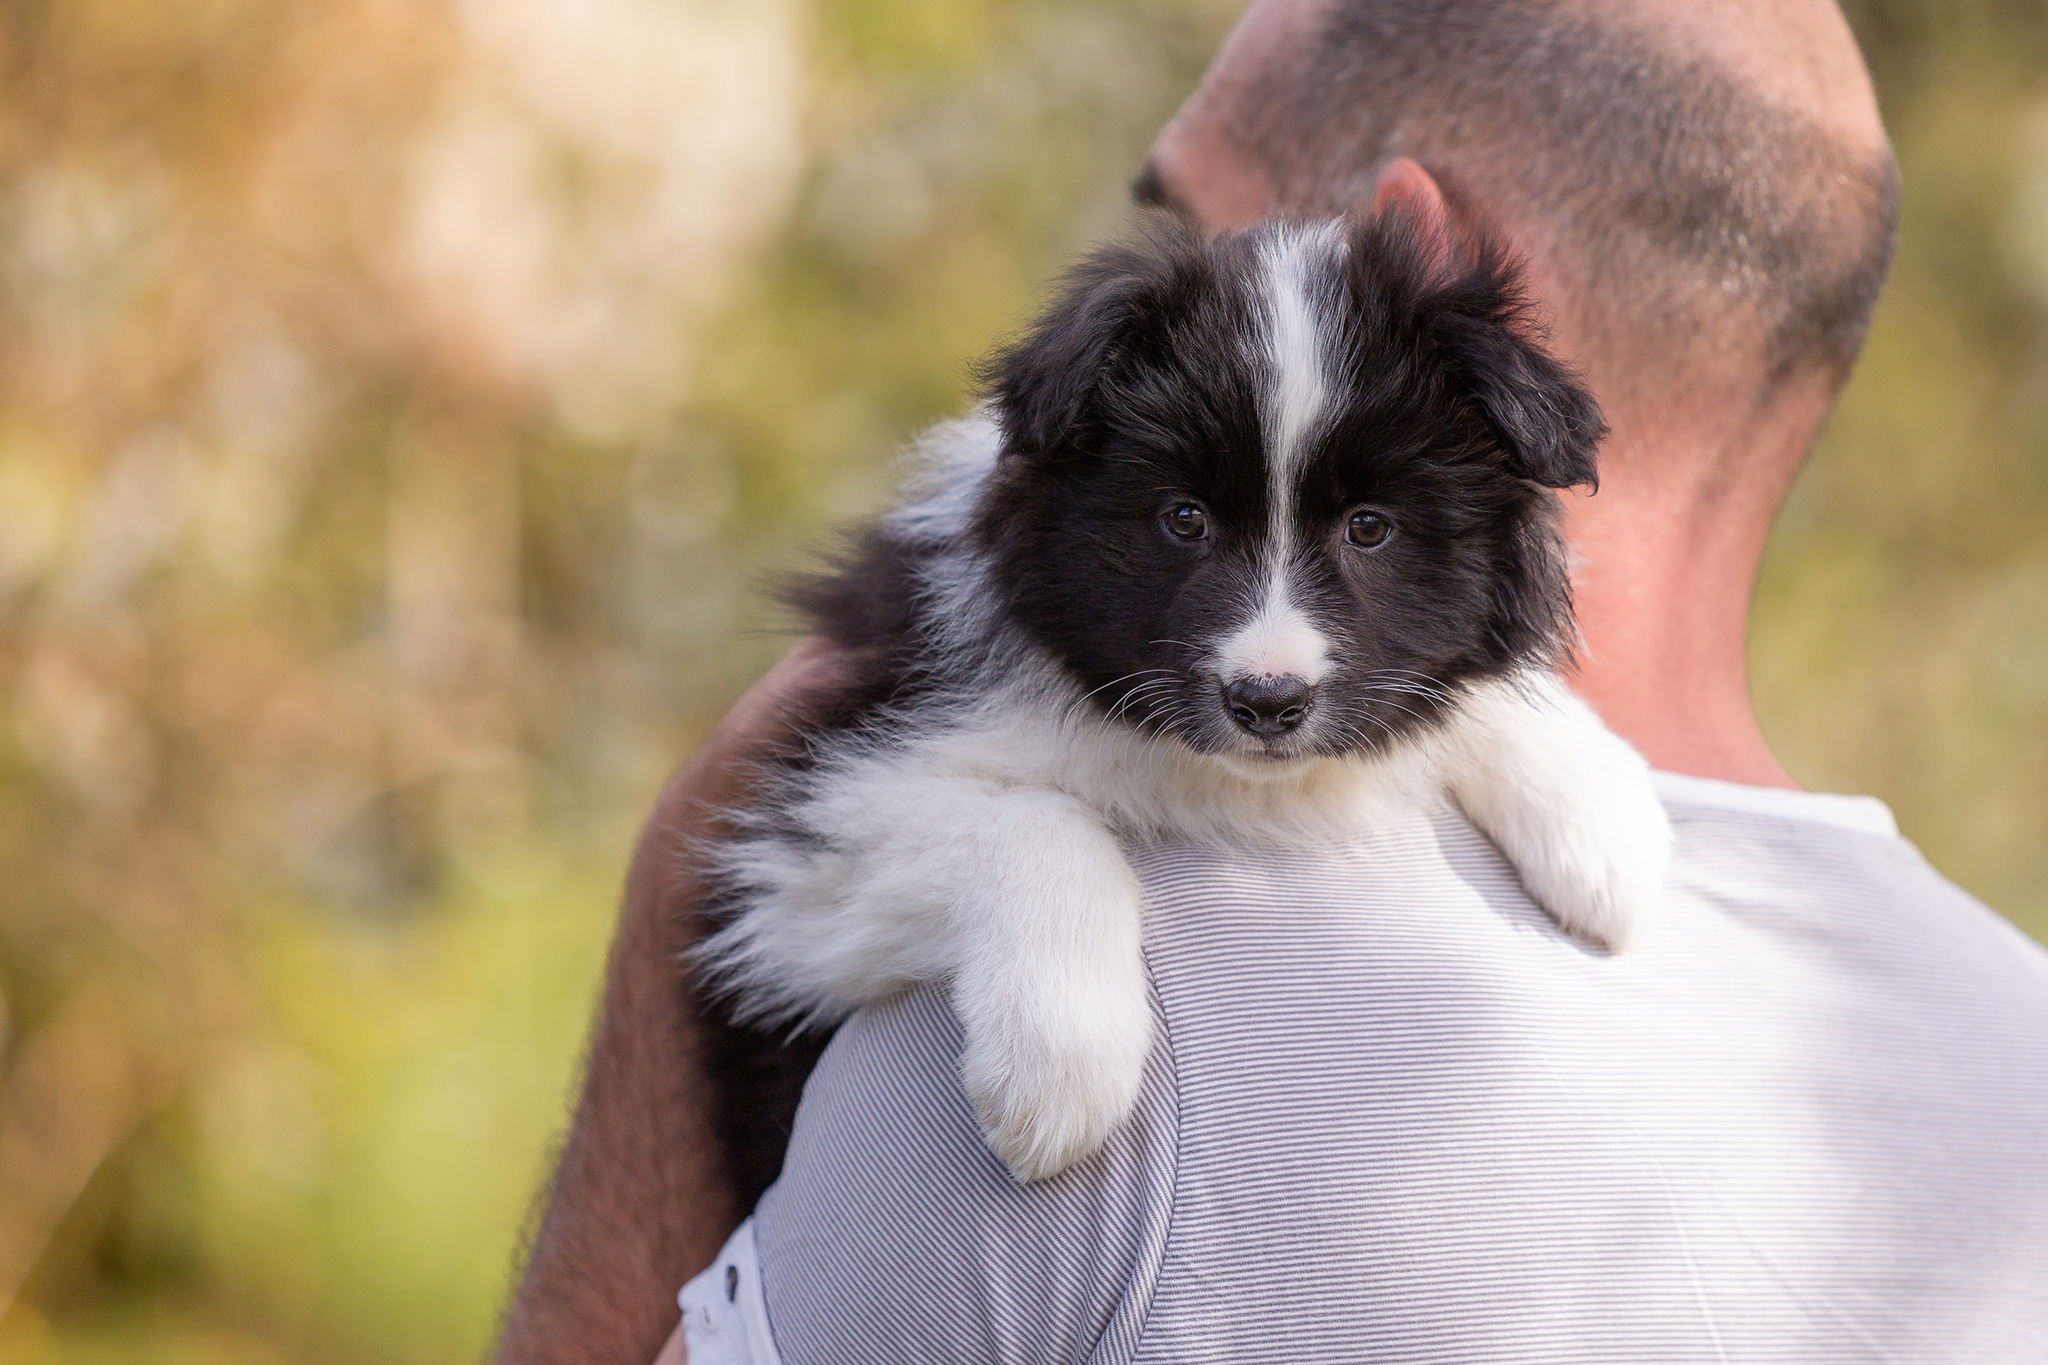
[{"left": 1140, "top": 0, "right": 1898, "bottom": 791}]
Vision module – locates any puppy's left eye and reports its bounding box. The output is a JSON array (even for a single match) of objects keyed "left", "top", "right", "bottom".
[
  {"left": 1346, "top": 510, "right": 1394, "bottom": 550},
  {"left": 1163, "top": 504, "right": 1209, "bottom": 541}
]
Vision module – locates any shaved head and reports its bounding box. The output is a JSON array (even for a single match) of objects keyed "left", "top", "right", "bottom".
[{"left": 1154, "top": 0, "right": 1899, "bottom": 385}]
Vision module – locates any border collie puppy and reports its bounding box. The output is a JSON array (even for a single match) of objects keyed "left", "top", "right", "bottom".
[{"left": 702, "top": 211, "right": 1671, "bottom": 1184}]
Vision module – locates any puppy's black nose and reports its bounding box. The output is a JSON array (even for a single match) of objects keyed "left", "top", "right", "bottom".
[{"left": 1222, "top": 675, "right": 1312, "bottom": 737}]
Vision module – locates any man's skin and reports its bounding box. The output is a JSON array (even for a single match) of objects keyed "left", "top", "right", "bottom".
[
  {"left": 497, "top": 640, "right": 847, "bottom": 1365},
  {"left": 493, "top": 2, "right": 1894, "bottom": 1361}
]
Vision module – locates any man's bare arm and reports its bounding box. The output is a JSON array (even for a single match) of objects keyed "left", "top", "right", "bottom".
[{"left": 495, "top": 640, "right": 847, "bottom": 1365}]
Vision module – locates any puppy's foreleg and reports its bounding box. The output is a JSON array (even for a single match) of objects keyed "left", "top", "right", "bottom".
[
  {"left": 1435, "top": 671, "right": 1671, "bottom": 951},
  {"left": 712, "top": 766, "right": 1151, "bottom": 1181},
  {"left": 942, "top": 787, "right": 1151, "bottom": 1182}
]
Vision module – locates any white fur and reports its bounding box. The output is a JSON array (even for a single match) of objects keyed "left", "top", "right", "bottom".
[
  {"left": 1255, "top": 224, "right": 1342, "bottom": 488},
  {"left": 1430, "top": 672, "right": 1671, "bottom": 952},
  {"left": 1213, "top": 597, "right": 1332, "bottom": 684},
  {"left": 881, "top": 411, "right": 1002, "bottom": 545}
]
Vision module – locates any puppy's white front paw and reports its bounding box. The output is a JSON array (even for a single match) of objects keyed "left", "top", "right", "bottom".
[
  {"left": 956, "top": 986, "right": 1153, "bottom": 1182},
  {"left": 1443, "top": 673, "right": 1674, "bottom": 953},
  {"left": 1520, "top": 789, "right": 1670, "bottom": 951}
]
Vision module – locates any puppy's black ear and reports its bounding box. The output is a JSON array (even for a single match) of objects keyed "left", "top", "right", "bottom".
[
  {"left": 1352, "top": 188, "right": 1605, "bottom": 490},
  {"left": 1432, "top": 299, "right": 1605, "bottom": 490},
  {"left": 982, "top": 217, "right": 1198, "bottom": 460}
]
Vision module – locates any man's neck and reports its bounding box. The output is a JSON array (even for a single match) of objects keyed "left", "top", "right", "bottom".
[{"left": 1558, "top": 381, "right": 1834, "bottom": 791}]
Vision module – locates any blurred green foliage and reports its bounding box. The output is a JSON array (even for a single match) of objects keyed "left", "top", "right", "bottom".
[
  {"left": 0, "top": 1, "right": 2041, "bottom": 1361},
  {"left": 1760, "top": 0, "right": 2048, "bottom": 937}
]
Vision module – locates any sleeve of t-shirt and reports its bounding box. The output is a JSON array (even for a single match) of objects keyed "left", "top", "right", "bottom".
[{"left": 748, "top": 980, "right": 1180, "bottom": 1365}]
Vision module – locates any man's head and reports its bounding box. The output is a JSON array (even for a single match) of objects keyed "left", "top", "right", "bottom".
[
  {"left": 1135, "top": 0, "right": 1900, "bottom": 787},
  {"left": 1139, "top": 0, "right": 1899, "bottom": 402}
]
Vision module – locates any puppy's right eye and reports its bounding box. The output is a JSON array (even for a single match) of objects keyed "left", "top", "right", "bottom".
[
  {"left": 1163, "top": 504, "right": 1209, "bottom": 541},
  {"left": 1346, "top": 510, "right": 1394, "bottom": 550}
]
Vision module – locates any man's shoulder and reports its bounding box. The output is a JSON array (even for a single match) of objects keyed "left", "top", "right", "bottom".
[
  {"left": 754, "top": 980, "right": 1178, "bottom": 1365},
  {"left": 751, "top": 795, "right": 2048, "bottom": 1365},
  {"left": 1650, "top": 777, "right": 2048, "bottom": 989}
]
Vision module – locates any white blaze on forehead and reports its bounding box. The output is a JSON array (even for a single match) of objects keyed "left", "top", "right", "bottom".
[
  {"left": 1256, "top": 223, "right": 1342, "bottom": 487},
  {"left": 1211, "top": 224, "right": 1343, "bottom": 690}
]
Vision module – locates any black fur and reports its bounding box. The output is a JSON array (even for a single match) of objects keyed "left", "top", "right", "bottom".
[
  {"left": 692, "top": 210, "right": 1604, "bottom": 1207},
  {"left": 698, "top": 1012, "right": 831, "bottom": 1214},
  {"left": 692, "top": 534, "right": 942, "bottom": 1206}
]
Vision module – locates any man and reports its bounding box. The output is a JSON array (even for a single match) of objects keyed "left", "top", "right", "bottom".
[{"left": 497, "top": 2, "right": 2048, "bottom": 1362}]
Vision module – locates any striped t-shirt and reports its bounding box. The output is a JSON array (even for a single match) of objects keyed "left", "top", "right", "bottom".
[{"left": 682, "top": 774, "right": 2048, "bottom": 1364}]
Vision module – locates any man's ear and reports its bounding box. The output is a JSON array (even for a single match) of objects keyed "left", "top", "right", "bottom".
[
  {"left": 1371, "top": 157, "right": 1456, "bottom": 282},
  {"left": 984, "top": 218, "right": 1196, "bottom": 460}
]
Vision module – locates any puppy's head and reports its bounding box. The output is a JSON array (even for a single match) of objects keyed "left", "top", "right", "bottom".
[{"left": 975, "top": 211, "right": 1603, "bottom": 768}]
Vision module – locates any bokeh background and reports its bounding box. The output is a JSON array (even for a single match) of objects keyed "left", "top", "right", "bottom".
[{"left": 0, "top": 1, "right": 2042, "bottom": 1360}]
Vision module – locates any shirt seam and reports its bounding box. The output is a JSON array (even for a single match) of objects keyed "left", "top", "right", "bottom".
[
  {"left": 1664, "top": 803, "right": 1907, "bottom": 849},
  {"left": 1650, "top": 772, "right": 1899, "bottom": 840}
]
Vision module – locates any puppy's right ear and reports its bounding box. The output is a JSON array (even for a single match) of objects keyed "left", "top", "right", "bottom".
[{"left": 984, "top": 219, "right": 1196, "bottom": 460}]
